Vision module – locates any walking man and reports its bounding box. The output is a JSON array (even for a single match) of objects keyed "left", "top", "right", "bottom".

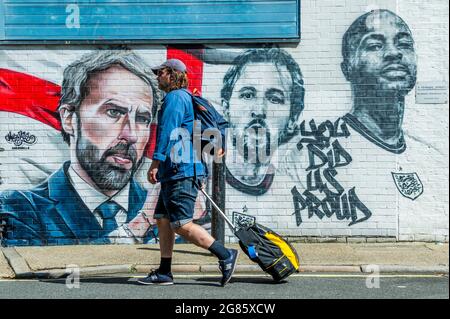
[{"left": 138, "top": 59, "right": 238, "bottom": 286}]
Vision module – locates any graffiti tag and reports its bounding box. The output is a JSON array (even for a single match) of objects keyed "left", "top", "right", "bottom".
[
  {"left": 5, "top": 131, "right": 37, "bottom": 147},
  {"left": 291, "top": 119, "right": 372, "bottom": 226}
]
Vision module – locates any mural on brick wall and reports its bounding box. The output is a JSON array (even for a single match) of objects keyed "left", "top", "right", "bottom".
[
  {"left": 231, "top": 10, "right": 423, "bottom": 231},
  {"left": 0, "top": 48, "right": 215, "bottom": 246},
  {"left": 220, "top": 48, "right": 305, "bottom": 196},
  {"left": 290, "top": 118, "right": 372, "bottom": 227},
  {"left": 0, "top": 51, "right": 162, "bottom": 245},
  {"left": 340, "top": 9, "right": 417, "bottom": 154},
  {"left": 287, "top": 9, "right": 421, "bottom": 227},
  {"left": 0, "top": 7, "right": 446, "bottom": 245}
]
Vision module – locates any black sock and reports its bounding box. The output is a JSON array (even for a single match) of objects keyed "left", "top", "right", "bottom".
[
  {"left": 208, "top": 240, "right": 231, "bottom": 260},
  {"left": 158, "top": 257, "right": 172, "bottom": 274}
]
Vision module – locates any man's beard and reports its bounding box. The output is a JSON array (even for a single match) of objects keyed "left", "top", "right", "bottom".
[
  {"left": 76, "top": 133, "right": 141, "bottom": 191},
  {"left": 233, "top": 118, "right": 276, "bottom": 168},
  {"left": 158, "top": 80, "right": 170, "bottom": 92}
]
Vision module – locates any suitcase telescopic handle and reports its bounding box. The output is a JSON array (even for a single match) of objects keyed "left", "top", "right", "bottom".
[{"left": 199, "top": 188, "right": 236, "bottom": 233}]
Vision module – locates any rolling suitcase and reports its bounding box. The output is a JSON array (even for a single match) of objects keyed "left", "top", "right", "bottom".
[{"left": 200, "top": 188, "right": 300, "bottom": 282}]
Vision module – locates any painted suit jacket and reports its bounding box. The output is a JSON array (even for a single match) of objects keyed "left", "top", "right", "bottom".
[{"left": 0, "top": 161, "right": 148, "bottom": 246}]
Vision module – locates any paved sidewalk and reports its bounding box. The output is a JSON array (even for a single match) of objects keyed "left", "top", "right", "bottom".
[
  {"left": 0, "top": 249, "right": 15, "bottom": 278},
  {"left": 1, "top": 242, "right": 448, "bottom": 279}
]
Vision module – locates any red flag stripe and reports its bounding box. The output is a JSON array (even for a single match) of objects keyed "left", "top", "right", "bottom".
[
  {"left": 167, "top": 46, "right": 204, "bottom": 95},
  {"left": 145, "top": 47, "right": 204, "bottom": 158},
  {"left": 0, "top": 68, "right": 61, "bottom": 130}
]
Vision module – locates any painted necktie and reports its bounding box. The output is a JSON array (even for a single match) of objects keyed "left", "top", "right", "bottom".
[{"left": 95, "top": 201, "right": 121, "bottom": 234}]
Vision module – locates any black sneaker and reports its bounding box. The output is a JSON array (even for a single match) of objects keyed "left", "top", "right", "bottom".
[
  {"left": 218, "top": 249, "right": 239, "bottom": 286},
  {"left": 137, "top": 270, "right": 174, "bottom": 285}
]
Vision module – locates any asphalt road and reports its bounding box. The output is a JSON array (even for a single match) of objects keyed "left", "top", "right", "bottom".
[{"left": 0, "top": 273, "right": 448, "bottom": 300}]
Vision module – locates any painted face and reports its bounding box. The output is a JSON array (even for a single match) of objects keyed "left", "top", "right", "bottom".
[
  {"left": 349, "top": 11, "right": 417, "bottom": 93},
  {"left": 226, "top": 62, "right": 292, "bottom": 165},
  {"left": 75, "top": 65, "right": 153, "bottom": 190}
]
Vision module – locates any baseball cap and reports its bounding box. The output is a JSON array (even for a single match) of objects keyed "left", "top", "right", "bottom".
[{"left": 151, "top": 59, "right": 187, "bottom": 74}]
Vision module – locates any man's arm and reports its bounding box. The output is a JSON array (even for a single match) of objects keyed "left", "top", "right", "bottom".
[{"left": 152, "top": 94, "right": 186, "bottom": 162}]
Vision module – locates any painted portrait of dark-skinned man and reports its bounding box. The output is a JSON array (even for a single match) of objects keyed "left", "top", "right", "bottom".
[{"left": 341, "top": 9, "right": 417, "bottom": 154}]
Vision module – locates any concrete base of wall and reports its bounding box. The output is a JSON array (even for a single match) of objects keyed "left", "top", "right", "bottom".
[{"left": 282, "top": 236, "right": 449, "bottom": 244}]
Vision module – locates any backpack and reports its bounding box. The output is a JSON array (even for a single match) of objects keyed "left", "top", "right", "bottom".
[
  {"left": 236, "top": 223, "right": 300, "bottom": 282},
  {"left": 186, "top": 89, "right": 229, "bottom": 156}
]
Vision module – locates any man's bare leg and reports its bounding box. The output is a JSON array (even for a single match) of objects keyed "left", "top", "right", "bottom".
[
  {"left": 174, "top": 221, "right": 215, "bottom": 249},
  {"left": 157, "top": 218, "right": 175, "bottom": 258}
]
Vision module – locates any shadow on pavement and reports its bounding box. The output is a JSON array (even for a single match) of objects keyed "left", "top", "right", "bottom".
[
  {"left": 194, "top": 276, "right": 287, "bottom": 285},
  {"left": 36, "top": 275, "right": 286, "bottom": 286},
  {"left": 38, "top": 276, "right": 219, "bottom": 287},
  {"left": 38, "top": 277, "right": 130, "bottom": 285},
  {"left": 137, "top": 247, "right": 212, "bottom": 257}
]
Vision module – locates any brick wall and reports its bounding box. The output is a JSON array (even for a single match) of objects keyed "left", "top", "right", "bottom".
[{"left": 0, "top": 0, "right": 448, "bottom": 245}]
